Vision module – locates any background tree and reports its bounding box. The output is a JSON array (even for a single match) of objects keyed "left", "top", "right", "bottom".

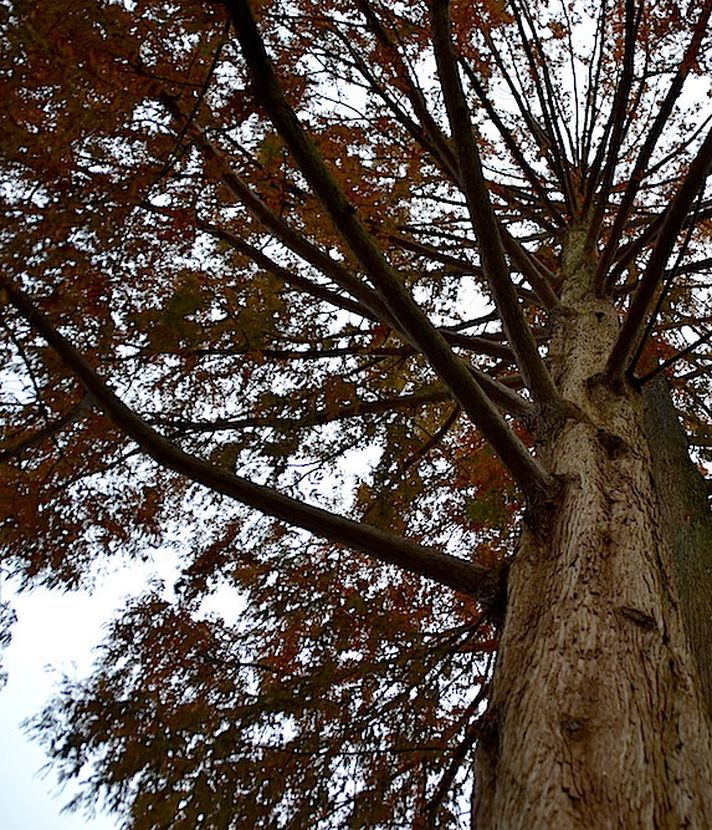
[{"left": 2, "top": 0, "right": 712, "bottom": 826}]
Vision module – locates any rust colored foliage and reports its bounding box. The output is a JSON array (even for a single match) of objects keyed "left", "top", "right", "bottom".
[{"left": 1, "top": 0, "right": 712, "bottom": 827}]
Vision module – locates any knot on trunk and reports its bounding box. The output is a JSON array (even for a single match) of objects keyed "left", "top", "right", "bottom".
[{"left": 597, "top": 429, "right": 628, "bottom": 459}]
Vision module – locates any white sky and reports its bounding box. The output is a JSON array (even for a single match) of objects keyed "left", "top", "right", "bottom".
[
  {"left": 0, "top": 556, "right": 179, "bottom": 829},
  {"left": 1, "top": 586, "right": 119, "bottom": 828},
  {"left": 3, "top": 8, "right": 711, "bottom": 829}
]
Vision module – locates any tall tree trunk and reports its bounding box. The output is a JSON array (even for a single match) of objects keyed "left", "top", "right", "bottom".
[{"left": 474, "top": 236, "right": 712, "bottom": 828}]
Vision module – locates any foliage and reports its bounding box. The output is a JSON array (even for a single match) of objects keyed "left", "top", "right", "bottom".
[{"left": 2, "top": 0, "right": 712, "bottom": 826}]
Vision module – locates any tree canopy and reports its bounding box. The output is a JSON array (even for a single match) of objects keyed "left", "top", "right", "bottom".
[{"left": 2, "top": 0, "right": 712, "bottom": 826}]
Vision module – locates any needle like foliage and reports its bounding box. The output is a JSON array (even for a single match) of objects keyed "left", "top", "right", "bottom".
[{"left": 1, "top": 1, "right": 712, "bottom": 826}]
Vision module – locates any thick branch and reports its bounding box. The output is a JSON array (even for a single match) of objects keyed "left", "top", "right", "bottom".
[
  {"left": 224, "top": 0, "right": 553, "bottom": 501},
  {"left": 607, "top": 127, "right": 712, "bottom": 381},
  {"left": 429, "top": 0, "right": 561, "bottom": 409},
  {"left": 2, "top": 279, "right": 500, "bottom": 599}
]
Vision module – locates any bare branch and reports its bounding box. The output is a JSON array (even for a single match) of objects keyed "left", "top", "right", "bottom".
[
  {"left": 153, "top": 387, "right": 453, "bottom": 433},
  {"left": 1, "top": 278, "right": 502, "bottom": 600},
  {"left": 339, "top": 2, "right": 460, "bottom": 181},
  {"left": 224, "top": 0, "right": 553, "bottom": 501},
  {"left": 584, "top": 0, "right": 638, "bottom": 243},
  {"left": 596, "top": 0, "right": 712, "bottom": 293},
  {"left": 459, "top": 57, "right": 564, "bottom": 228},
  {"left": 637, "top": 330, "right": 712, "bottom": 387},
  {"left": 607, "top": 127, "right": 712, "bottom": 382},
  {"left": 200, "top": 223, "right": 379, "bottom": 320},
  {"left": 508, "top": 0, "right": 575, "bottom": 211},
  {"left": 498, "top": 228, "right": 560, "bottom": 310}
]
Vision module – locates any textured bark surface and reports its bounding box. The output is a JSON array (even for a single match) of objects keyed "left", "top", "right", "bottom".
[
  {"left": 643, "top": 378, "right": 712, "bottom": 717},
  {"left": 474, "top": 235, "right": 712, "bottom": 828}
]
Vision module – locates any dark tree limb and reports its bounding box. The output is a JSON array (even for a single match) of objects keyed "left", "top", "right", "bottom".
[
  {"left": 340, "top": 2, "right": 460, "bottom": 182},
  {"left": 636, "top": 330, "right": 712, "bottom": 387},
  {"left": 584, "top": 0, "right": 638, "bottom": 243},
  {"left": 0, "top": 400, "right": 85, "bottom": 461},
  {"left": 1, "top": 278, "right": 502, "bottom": 600},
  {"left": 429, "top": 0, "right": 562, "bottom": 411},
  {"left": 508, "top": 0, "right": 575, "bottom": 212},
  {"left": 459, "top": 57, "right": 564, "bottom": 228},
  {"left": 152, "top": 387, "right": 453, "bottom": 433},
  {"left": 607, "top": 127, "right": 712, "bottom": 382},
  {"left": 628, "top": 191, "right": 703, "bottom": 374},
  {"left": 199, "top": 223, "right": 379, "bottom": 321},
  {"left": 159, "top": 92, "right": 396, "bottom": 325},
  {"left": 498, "top": 228, "right": 560, "bottom": 310},
  {"left": 596, "top": 0, "right": 712, "bottom": 293},
  {"left": 580, "top": 0, "right": 607, "bottom": 166},
  {"left": 224, "top": 0, "right": 554, "bottom": 501}
]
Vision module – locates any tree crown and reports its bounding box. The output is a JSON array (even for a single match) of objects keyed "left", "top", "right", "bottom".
[{"left": 2, "top": 0, "right": 712, "bottom": 825}]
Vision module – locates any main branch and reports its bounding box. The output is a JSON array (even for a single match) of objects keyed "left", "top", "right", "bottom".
[
  {"left": 1, "top": 279, "right": 500, "bottom": 600},
  {"left": 429, "top": 0, "right": 561, "bottom": 411},
  {"left": 223, "top": 0, "right": 554, "bottom": 502},
  {"left": 607, "top": 127, "right": 712, "bottom": 382}
]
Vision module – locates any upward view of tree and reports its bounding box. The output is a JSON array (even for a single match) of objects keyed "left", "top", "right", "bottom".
[{"left": 2, "top": 0, "right": 712, "bottom": 825}]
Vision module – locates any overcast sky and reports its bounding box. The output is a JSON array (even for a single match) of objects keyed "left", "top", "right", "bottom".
[{"left": 0, "top": 556, "right": 179, "bottom": 830}]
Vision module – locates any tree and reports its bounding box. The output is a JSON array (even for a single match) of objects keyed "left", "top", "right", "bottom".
[{"left": 2, "top": 0, "right": 712, "bottom": 825}]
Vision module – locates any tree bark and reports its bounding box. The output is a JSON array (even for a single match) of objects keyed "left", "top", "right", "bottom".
[
  {"left": 474, "top": 233, "right": 712, "bottom": 828},
  {"left": 643, "top": 378, "right": 712, "bottom": 719}
]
